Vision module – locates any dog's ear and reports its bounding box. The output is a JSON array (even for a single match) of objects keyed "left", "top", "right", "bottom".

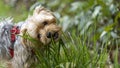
[{"left": 33, "top": 6, "right": 45, "bottom": 15}]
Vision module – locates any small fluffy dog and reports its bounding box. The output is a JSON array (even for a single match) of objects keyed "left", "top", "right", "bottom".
[{"left": 0, "top": 6, "right": 61, "bottom": 68}]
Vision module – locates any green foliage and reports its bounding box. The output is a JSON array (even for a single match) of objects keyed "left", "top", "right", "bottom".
[
  {"left": 28, "top": 32, "right": 109, "bottom": 68},
  {"left": 0, "top": 1, "right": 28, "bottom": 22},
  {"left": 34, "top": 0, "right": 120, "bottom": 67},
  {"left": 0, "top": 0, "right": 120, "bottom": 68}
]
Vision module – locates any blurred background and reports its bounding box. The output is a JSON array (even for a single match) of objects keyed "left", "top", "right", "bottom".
[{"left": 0, "top": 0, "right": 120, "bottom": 67}]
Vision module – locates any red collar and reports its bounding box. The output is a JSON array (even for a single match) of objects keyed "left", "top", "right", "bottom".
[
  {"left": 11, "top": 26, "right": 20, "bottom": 42},
  {"left": 9, "top": 26, "right": 20, "bottom": 57}
]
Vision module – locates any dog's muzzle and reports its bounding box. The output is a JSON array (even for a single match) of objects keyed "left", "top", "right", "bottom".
[{"left": 46, "top": 32, "right": 59, "bottom": 39}]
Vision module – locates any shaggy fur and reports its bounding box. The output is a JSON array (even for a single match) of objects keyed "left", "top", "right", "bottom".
[
  {"left": 0, "top": 6, "right": 61, "bottom": 68},
  {"left": 0, "top": 18, "right": 13, "bottom": 60}
]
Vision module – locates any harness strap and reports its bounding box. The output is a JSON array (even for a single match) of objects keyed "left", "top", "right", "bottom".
[
  {"left": 11, "top": 26, "right": 20, "bottom": 42},
  {"left": 9, "top": 47, "right": 14, "bottom": 58},
  {"left": 10, "top": 26, "right": 20, "bottom": 57}
]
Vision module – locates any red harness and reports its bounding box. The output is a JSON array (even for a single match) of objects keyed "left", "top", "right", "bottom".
[
  {"left": 9, "top": 26, "right": 20, "bottom": 57},
  {"left": 11, "top": 26, "right": 20, "bottom": 42}
]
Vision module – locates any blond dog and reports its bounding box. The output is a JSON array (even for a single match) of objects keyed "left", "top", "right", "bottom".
[{"left": 0, "top": 6, "right": 61, "bottom": 68}]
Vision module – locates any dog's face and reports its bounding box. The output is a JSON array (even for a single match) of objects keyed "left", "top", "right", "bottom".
[{"left": 21, "top": 6, "right": 61, "bottom": 45}]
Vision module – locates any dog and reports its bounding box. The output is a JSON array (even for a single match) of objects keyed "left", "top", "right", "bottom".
[{"left": 0, "top": 6, "right": 61, "bottom": 68}]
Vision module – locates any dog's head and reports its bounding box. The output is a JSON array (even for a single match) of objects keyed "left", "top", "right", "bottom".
[{"left": 21, "top": 6, "right": 61, "bottom": 46}]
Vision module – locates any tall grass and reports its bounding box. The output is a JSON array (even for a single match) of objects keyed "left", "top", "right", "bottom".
[
  {"left": 30, "top": 31, "right": 111, "bottom": 68},
  {"left": 0, "top": 0, "right": 120, "bottom": 68}
]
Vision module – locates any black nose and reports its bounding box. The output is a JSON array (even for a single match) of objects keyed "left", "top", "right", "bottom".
[
  {"left": 46, "top": 32, "right": 59, "bottom": 39},
  {"left": 46, "top": 32, "right": 52, "bottom": 38}
]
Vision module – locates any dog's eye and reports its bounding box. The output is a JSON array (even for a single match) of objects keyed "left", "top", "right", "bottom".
[
  {"left": 43, "top": 21, "right": 48, "bottom": 25},
  {"left": 37, "top": 34, "right": 41, "bottom": 38}
]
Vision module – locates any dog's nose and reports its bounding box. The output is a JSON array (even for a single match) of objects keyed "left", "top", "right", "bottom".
[
  {"left": 46, "top": 32, "right": 59, "bottom": 39},
  {"left": 46, "top": 32, "right": 52, "bottom": 38}
]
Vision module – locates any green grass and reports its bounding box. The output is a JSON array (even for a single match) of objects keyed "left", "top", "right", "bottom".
[
  {"left": 0, "top": 0, "right": 120, "bottom": 68},
  {"left": 0, "top": 1, "right": 28, "bottom": 22},
  {"left": 28, "top": 32, "right": 112, "bottom": 68}
]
